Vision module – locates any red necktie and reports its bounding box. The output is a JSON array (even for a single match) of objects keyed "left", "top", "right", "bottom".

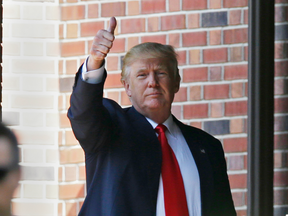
[{"left": 155, "top": 124, "right": 189, "bottom": 216}]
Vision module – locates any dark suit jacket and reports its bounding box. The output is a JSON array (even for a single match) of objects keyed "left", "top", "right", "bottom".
[{"left": 68, "top": 69, "right": 236, "bottom": 216}]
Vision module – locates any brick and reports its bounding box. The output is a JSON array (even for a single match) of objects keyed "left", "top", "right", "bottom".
[
  {"left": 12, "top": 23, "right": 54, "bottom": 38},
  {"left": 67, "top": 23, "right": 78, "bottom": 38},
  {"left": 224, "top": 28, "right": 248, "bottom": 44},
  {"left": 183, "top": 67, "right": 208, "bottom": 82},
  {"left": 203, "top": 48, "right": 227, "bottom": 63},
  {"left": 22, "top": 112, "right": 43, "bottom": 127},
  {"left": 128, "top": 1, "right": 140, "bottom": 15},
  {"left": 21, "top": 166, "right": 54, "bottom": 181},
  {"left": 61, "top": 41, "right": 85, "bottom": 57},
  {"left": 79, "top": 165, "right": 86, "bottom": 180},
  {"left": 182, "top": 0, "right": 207, "bottom": 10},
  {"left": 189, "top": 49, "right": 201, "bottom": 64},
  {"left": 46, "top": 185, "right": 58, "bottom": 199},
  {"left": 232, "top": 192, "right": 245, "bottom": 207},
  {"left": 274, "top": 115, "right": 288, "bottom": 132},
  {"left": 121, "top": 18, "right": 145, "bottom": 34},
  {"left": 171, "top": 105, "right": 181, "bottom": 119},
  {"left": 202, "top": 12, "right": 228, "bottom": 27},
  {"left": 59, "top": 184, "right": 85, "bottom": 199},
  {"left": 107, "top": 92, "right": 119, "bottom": 103},
  {"left": 275, "top": 42, "right": 288, "bottom": 59},
  {"left": 46, "top": 149, "right": 59, "bottom": 163},
  {"left": 46, "top": 113, "right": 59, "bottom": 127},
  {"left": 16, "top": 129, "right": 56, "bottom": 145},
  {"left": 23, "top": 184, "right": 43, "bottom": 198},
  {"left": 275, "top": 97, "right": 288, "bottom": 113},
  {"left": 3, "top": 41, "right": 21, "bottom": 56},
  {"left": 66, "top": 59, "right": 78, "bottom": 75},
  {"left": 187, "top": 13, "right": 200, "bottom": 29},
  {"left": 59, "top": 24, "right": 64, "bottom": 39},
  {"left": 141, "top": 35, "right": 166, "bottom": 44},
  {"left": 244, "top": 9, "right": 248, "bottom": 24},
  {"left": 88, "top": 4, "right": 99, "bottom": 18},
  {"left": 230, "top": 46, "right": 243, "bottom": 62},
  {"left": 274, "top": 171, "right": 288, "bottom": 187},
  {"left": 23, "top": 149, "right": 44, "bottom": 163},
  {"left": 141, "top": 0, "right": 166, "bottom": 14},
  {"left": 61, "top": 5, "right": 85, "bottom": 21},
  {"left": 106, "top": 56, "right": 119, "bottom": 71},
  {"left": 3, "top": 4, "right": 20, "bottom": 19},
  {"left": 209, "top": 66, "right": 222, "bottom": 81},
  {"left": 204, "top": 120, "right": 230, "bottom": 135},
  {"left": 229, "top": 174, "right": 247, "bottom": 189},
  {"left": 65, "top": 166, "right": 77, "bottom": 181},
  {"left": 60, "top": 148, "right": 84, "bottom": 164},
  {"left": 168, "top": 33, "right": 180, "bottom": 48},
  {"left": 231, "top": 82, "right": 244, "bottom": 98},
  {"left": 183, "top": 104, "right": 208, "bottom": 119},
  {"left": 101, "top": 2, "right": 125, "bottom": 17},
  {"left": 189, "top": 86, "right": 202, "bottom": 101},
  {"left": 182, "top": 31, "right": 207, "bottom": 47},
  {"left": 60, "top": 77, "right": 74, "bottom": 93},
  {"left": 174, "top": 87, "right": 187, "bottom": 102},
  {"left": 12, "top": 95, "right": 54, "bottom": 109},
  {"left": 148, "top": 17, "right": 159, "bottom": 32},
  {"left": 223, "top": 0, "right": 248, "bottom": 8},
  {"left": 169, "top": 0, "right": 180, "bottom": 11},
  {"left": 23, "top": 5, "right": 42, "bottom": 20},
  {"left": 276, "top": 0, "right": 288, "bottom": 3},
  {"left": 65, "top": 130, "right": 79, "bottom": 146},
  {"left": 275, "top": 79, "right": 288, "bottom": 95},
  {"left": 228, "top": 155, "right": 244, "bottom": 170},
  {"left": 274, "top": 152, "right": 284, "bottom": 168},
  {"left": 225, "top": 100, "right": 247, "bottom": 116},
  {"left": 230, "top": 118, "right": 244, "bottom": 133},
  {"left": 127, "top": 37, "right": 140, "bottom": 50},
  {"left": 275, "top": 24, "right": 288, "bottom": 40},
  {"left": 110, "top": 37, "right": 125, "bottom": 53},
  {"left": 209, "top": 0, "right": 221, "bottom": 9},
  {"left": 12, "top": 202, "right": 54, "bottom": 216},
  {"left": 161, "top": 15, "right": 185, "bottom": 31},
  {"left": 2, "top": 112, "right": 20, "bottom": 126},
  {"left": 209, "top": 30, "right": 221, "bottom": 45},
  {"left": 60, "top": 113, "right": 71, "bottom": 128},
  {"left": 104, "top": 73, "right": 122, "bottom": 88},
  {"left": 275, "top": 6, "right": 288, "bottom": 22},
  {"left": 81, "top": 21, "right": 104, "bottom": 37},
  {"left": 66, "top": 202, "right": 77, "bottom": 216},
  {"left": 224, "top": 64, "right": 248, "bottom": 80},
  {"left": 230, "top": 10, "right": 242, "bottom": 25},
  {"left": 210, "top": 102, "right": 223, "bottom": 117},
  {"left": 22, "top": 76, "right": 43, "bottom": 91},
  {"left": 204, "top": 84, "right": 229, "bottom": 99},
  {"left": 2, "top": 75, "right": 20, "bottom": 91},
  {"left": 46, "top": 5, "right": 59, "bottom": 20},
  {"left": 190, "top": 122, "right": 202, "bottom": 129},
  {"left": 223, "top": 137, "right": 247, "bottom": 152},
  {"left": 274, "top": 189, "right": 288, "bottom": 205},
  {"left": 46, "top": 42, "right": 60, "bottom": 56},
  {"left": 121, "top": 91, "right": 132, "bottom": 106}
]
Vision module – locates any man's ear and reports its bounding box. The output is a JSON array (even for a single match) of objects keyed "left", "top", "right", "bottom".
[
  {"left": 174, "top": 72, "right": 181, "bottom": 94},
  {"left": 123, "top": 80, "right": 132, "bottom": 97}
]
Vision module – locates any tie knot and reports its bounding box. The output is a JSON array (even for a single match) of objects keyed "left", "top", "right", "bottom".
[{"left": 155, "top": 124, "right": 167, "bottom": 134}]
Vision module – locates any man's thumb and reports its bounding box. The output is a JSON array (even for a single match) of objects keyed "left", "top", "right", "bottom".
[{"left": 107, "top": 17, "right": 117, "bottom": 34}]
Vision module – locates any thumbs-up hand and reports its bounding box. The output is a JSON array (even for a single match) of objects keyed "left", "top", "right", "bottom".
[{"left": 87, "top": 17, "right": 117, "bottom": 71}]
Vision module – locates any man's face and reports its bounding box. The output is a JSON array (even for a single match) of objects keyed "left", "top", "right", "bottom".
[{"left": 123, "top": 57, "right": 180, "bottom": 119}]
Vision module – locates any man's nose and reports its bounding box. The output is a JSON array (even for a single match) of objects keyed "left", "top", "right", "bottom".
[{"left": 148, "top": 73, "right": 158, "bottom": 87}]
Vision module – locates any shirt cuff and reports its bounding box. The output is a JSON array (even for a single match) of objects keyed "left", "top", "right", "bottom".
[{"left": 81, "top": 57, "right": 105, "bottom": 84}]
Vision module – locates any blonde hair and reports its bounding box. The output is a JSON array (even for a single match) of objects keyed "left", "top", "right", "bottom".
[{"left": 121, "top": 42, "right": 180, "bottom": 83}]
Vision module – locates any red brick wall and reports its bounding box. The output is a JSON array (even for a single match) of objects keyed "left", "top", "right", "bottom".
[{"left": 59, "top": 0, "right": 288, "bottom": 215}]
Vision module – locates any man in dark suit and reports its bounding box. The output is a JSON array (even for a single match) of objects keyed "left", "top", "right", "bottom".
[{"left": 68, "top": 17, "right": 236, "bottom": 216}]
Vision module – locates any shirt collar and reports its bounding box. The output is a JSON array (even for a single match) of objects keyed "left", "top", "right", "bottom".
[{"left": 146, "top": 115, "right": 176, "bottom": 137}]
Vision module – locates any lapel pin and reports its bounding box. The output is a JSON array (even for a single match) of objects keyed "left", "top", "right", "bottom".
[{"left": 200, "top": 149, "right": 206, "bottom": 154}]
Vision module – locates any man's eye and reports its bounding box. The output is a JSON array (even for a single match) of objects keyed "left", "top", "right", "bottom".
[{"left": 137, "top": 73, "right": 146, "bottom": 78}]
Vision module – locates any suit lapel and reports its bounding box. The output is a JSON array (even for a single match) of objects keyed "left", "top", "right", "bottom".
[
  {"left": 174, "top": 117, "right": 213, "bottom": 216},
  {"left": 127, "top": 107, "right": 162, "bottom": 213}
]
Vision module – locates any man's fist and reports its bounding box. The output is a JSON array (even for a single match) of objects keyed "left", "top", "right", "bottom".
[{"left": 87, "top": 17, "right": 117, "bottom": 71}]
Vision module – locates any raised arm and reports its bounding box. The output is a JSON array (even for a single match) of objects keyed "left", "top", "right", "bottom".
[{"left": 68, "top": 17, "right": 117, "bottom": 153}]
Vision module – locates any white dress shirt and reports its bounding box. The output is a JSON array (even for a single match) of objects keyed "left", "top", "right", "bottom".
[{"left": 81, "top": 58, "right": 201, "bottom": 216}]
